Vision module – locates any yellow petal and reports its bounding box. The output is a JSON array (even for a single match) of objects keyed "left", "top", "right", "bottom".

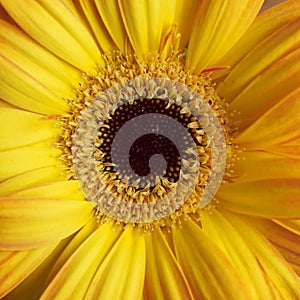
[
  {"left": 119, "top": 0, "right": 199, "bottom": 59},
  {"left": 0, "top": 99, "right": 16, "bottom": 109},
  {"left": 41, "top": 222, "right": 122, "bottom": 300},
  {"left": 172, "top": 219, "right": 248, "bottom": 299},
  {"left": 46, "top": 218, "right": 99, "bottom": 285},
  {"left": 3, "top": 237, "right": 72, "bottom": 300},
  {"left": 215, "top": 0, "right": 300, "bottom": 79},
  {"left": 79, "top": 0, "right": 117, "bottom": 53},
  {"left": 226, "top": 48, "right": 300, "bottom": 132},
  {"left": 248, "top": 217, "right": 300, "bottom": 275},
  {"left": 1, "top": 0, "right": 102, "bottom": 72},
  {"left": 0, "top": 46, "right": 68, "bottom": 115},
  {"left": 144, "top": 229, "right": 193, "bottom": 300},
  {"left": 0, "top": 20, "right": 79, "bottom": 98},
  {"left": 84, "top": 226, "right": 145, "bottom": 300},
  {"left": 234, "top": 89, "right": 300, "bottom": 149},
  {"left": 223, "top": 210, "right": 300, "bottom": 299},
  {"left": 201, "top": 209, "right": 273, "bottom": 298},
  {"left": 0, "top": 166, "right": 66, "bottom": 196},
  {"left": 218, "top": 179, "right": 300, "bottom": 218},
  {"left": 232, "top": 150, "right": 300, "bottom": 182},
  {"left": 0, "top": 243, "right": 57, "bottom": 298},
  {"left": 0, "top": 108, "right": 59, "bottom": 151},
  {"left": 9, "top": 180, "right": 85, "bottom": 201},
  {"left": 0, "top": 140, "right": 61, "bottom": 181},
  {"left": 0, "top": 3, "right": 14, "bottom": 23},
  {"left": 95, "top": 0, "right": 129, "bottom": 54},
  {"left": 0, "top": 197, "right": 93, "bottom": 250},
  {"left": 186, "top": 0, "right": 264, "bottom": 74},
  {"left": 218, "top": 16, "right": 300, "bottom": 102}
]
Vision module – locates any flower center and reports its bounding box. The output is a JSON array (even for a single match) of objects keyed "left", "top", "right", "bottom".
[{"left": 59, "top": 51, "right": 233, "bottom": 228}]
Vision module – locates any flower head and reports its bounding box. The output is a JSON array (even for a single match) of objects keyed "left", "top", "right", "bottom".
[{"left": 0, "top": 0, "right": 300, "bottom": 299}]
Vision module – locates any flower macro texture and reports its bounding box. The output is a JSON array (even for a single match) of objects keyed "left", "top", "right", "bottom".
[{"left": 0, "top": 0, "right": 300, "bottom": 299}]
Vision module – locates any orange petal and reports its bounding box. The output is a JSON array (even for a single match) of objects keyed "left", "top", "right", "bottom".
[
  {"left": 186, "top": 0, "right": 264, "bottom": 74},
  {"left": 0, "top": 243, "right": 57, "bottom": 298},
  {"left": 0, "top": 197, "right": 93, "bottom": 250},
  {"left": 218, "top": 179, "right": 300, "bottom": 218},
  {"left": 144, "top": 229, "right": 193, "bottom": 300}
]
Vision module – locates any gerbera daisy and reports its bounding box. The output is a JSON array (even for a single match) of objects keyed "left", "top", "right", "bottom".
[{"left": 0, "top": 0, "right": 300, "bottom": 299}]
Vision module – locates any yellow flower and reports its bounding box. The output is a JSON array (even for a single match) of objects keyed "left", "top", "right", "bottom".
[{"left": 0, "top": 0, "right": 300, "bottom": 299}]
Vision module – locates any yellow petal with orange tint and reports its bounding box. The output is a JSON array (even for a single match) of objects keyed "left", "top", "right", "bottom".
[
  {"left": 201, "top": 209, "right": 272, "bottom": 298},
  {"left": 223, "top": 210, "right": 300, "bottom": 299},
  {"left": 41, "top": 222, "right": 122, "bottom": 300},
  {"left": 0, "top": 50, "right": 68, "bottom": 115},
  {"left": 0, "top": 20, "right": 79, "bottom": 97},
  {"left": 84, "top": 225, "right": 145, "bottom": 300},
  {"left": 172, "top": 219, "right": 248, "bottom": 299},
  {"left": 144, "top": 229, "right": 193, "bottom": 300},
  {"left": 248, "top": 217, "right": 300, "bottom": 275},
  {"left": 0, "top": 166, "right": 66, "bottom": 196},
  {"left": 186, "top": 0, "right": 264, "bottom": 74},
  {"left": 79, "top": 0, "right": 117, "bottom": 53},
  {"left": 95, "top": 0, "right": 129, "bottom": 54},
  {"left": 215, "top": 0, "right": 300, "bottom": 78},
  {"left": 0, "top": 243, "right": 57, "bottom": 298},
  {"left": 0, "top": 140, "right": 61, "bottom": 181},
  {"left": 234, "top": 89, "right": 300, "bottom": 149},
  {"left": 218, "top": 179, "right": 300, "bottom": 218},
  {"left": 1, "top": 0, "right": 102, "bottom": 72},
  {"left": 0, "top": 197, "right": 93, "bottom": 250},
  {"left": 9, "top": 180, "right": 84, "bottom": 201},
  {"left": 0, "top": 108, "right": 59, "bottom": 151},
  {"left": 227, "top": 48, "right": 300, "bottom": 132},
  {"left": 275, "top": 219, "right": 300, "bottom": 236},
  {"left": 218, "top": 17, "right": 300, "bottom": 102},
  {"left": 232, "top": 150, "right": 300, "bottom": 182}
]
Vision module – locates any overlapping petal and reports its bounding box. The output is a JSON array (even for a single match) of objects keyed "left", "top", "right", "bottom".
[
  {"left": 144, "top": 229, "right": 193, "bottom": 300},
  {"left": 118, "top": 0, "right": 198, "bottom": 59},
  {"left": 0, "top": 196, "right": 93, "bottom": 250},
  {"left": 40, "top": 222, "right": 122, "bottom": 300},
  {"left": 172, "top": 219, "right": 248, "bottom": 299},
  {"left": 234, "top": 89, "right": 300, "bottom": 150},
  {"left": 223, "top": 210, "right": 300, "bottom": 299},
  {"left": 0, "top": 140, "right": 62, "bottom": 181},
  {"left": 248, "top": 217, "right": 300, "bottom": 275},
  {"left": 186, "top": 0, "right": 264, "bottom": 73},
  {"left": 215, "top": 0, "right": 300, "bottom": 78},
  {"left": 1, "top": 0, "right": 102, "bottom": 72},
  {"left": 0, "top": 243, "right": 57, "bottom": 298}
]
